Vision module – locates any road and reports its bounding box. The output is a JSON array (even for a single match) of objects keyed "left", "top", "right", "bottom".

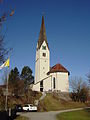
[{"left": 20, "top": 108, "right": 84, "bottom": 120}]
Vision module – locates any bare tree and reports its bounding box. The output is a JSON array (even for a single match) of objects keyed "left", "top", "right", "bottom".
[
  {"left": 70, "top": 76, "right": 89, "bottom": 102},
  {"left": 86, "top": 71, "right": 90, "bottom": 86},
  {"left": 70, "top": 76, "right": 86, "bottom": 92},
  {"left": 0, "top": 1, "right": 14, "bottom": 64}
]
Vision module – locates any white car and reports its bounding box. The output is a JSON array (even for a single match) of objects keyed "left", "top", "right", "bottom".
[{"left": 23, "top": 104, "right": 37, "bottom": 111}]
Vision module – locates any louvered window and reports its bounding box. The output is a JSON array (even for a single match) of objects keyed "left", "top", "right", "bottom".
[{"left": 42, "top": 46, "right": 46, "bottom": 50}]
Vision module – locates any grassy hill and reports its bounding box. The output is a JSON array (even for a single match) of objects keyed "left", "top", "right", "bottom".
[
  {"left": 0, "top": 90, "right": 89, "bottom": 111},
  {"left": 38, "top": 93, "right": 87, "bottom": 111}
]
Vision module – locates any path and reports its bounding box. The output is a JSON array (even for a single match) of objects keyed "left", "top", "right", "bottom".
[
  {"left": 20, "top": 108, "right": 85, "bottom": 120},
  {"left": 34, "top": 91, "right": 46, "bottom": 106}
]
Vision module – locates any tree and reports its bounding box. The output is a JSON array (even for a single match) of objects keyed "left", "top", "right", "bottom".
[
  {"left": 0, "top": 1, "right": 14, "bottom": 64},
  {"left": 79, "top": 87, "right": 88, "bottom": 102},
  {"left": 70, "top": 77, "right": 84, "bottom": 92},
  {"left": 21, "top": 66, "right": 34, "bottom": 89},
  {"left": 86, "top": 71, "right": 90, "bottom": 86},
  {"left": 9, "top": 67, "right": 19, "bottom": 82},
  {"left": 70, "top": 77, "right": 89, "bottom": 103},
  {"left": 9, "top": 67, "right": 20, "bottom": 96}
]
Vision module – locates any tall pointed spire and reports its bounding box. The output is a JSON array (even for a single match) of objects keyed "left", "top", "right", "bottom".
[{"left": 37, "top": 16, "right": 49, "bottom": 49}]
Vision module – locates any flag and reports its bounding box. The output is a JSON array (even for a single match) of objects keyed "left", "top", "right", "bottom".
[
  {"left": 0, "top": 58, "right": 10, "bottom": 70},
  {"left": 4, "top": 58, "right": 9, "bottom": 67}
]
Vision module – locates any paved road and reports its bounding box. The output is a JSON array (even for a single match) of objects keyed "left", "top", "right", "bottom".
[{"left": 20, "top": 108, "right": 84, "bottom": 120}]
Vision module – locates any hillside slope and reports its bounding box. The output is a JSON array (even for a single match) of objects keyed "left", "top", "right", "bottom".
[{"left": 38, "top": 93, "right": 86, "bottom": 111}]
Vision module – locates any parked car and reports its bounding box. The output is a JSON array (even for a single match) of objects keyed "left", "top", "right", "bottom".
[
  {"left": 23, "top": 104, "right": 37, "bottom": 112},
  {"left": 15, "top": 104, "right": 23, "bottom": 112}
]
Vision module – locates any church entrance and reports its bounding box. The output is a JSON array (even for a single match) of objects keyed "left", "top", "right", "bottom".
[{"left": 40, "top": 81, "right": 43, "bottom": 92}]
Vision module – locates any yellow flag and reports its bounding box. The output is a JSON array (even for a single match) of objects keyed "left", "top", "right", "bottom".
[
  {"left": 4, "top": 58, "right": 10, "bottom": 67},
  {"left": 0, "top": 58, "right": 10, "bottom": 70}
]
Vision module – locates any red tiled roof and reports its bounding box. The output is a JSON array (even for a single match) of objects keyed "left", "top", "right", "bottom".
[{"left": 47, "top": 63, "right": 70, "bottom": 75}]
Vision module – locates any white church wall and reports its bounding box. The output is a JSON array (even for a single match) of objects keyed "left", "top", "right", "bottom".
[
  {"left": 32, "top": 82, "right": 40, "bottom": 91},
  {"left": 48, "top": 72, "right": 69, "bottom": 92},
  {"left": 39, "top": 41, "right": 50, "bottom": 81},
  {"left": 35, "top": 44, "right": 40, "bottom": 83},
  {"left": 49, "top": 73, "right": 57, "bottom": 91},
  {"left": 57, "top": 72, "right": 69, "bottom": 92},
  {"left": 35, "top": 41, "right": 50, "bottom": 84},
  {"left": 33, "top": 72, "right": 69, "bottom": 92},
  {"left": 43, "top": 76, "right": 52, "bottom": 91},
  {"left": 35, "top": 56, "right": 40, "bottom": 83}
]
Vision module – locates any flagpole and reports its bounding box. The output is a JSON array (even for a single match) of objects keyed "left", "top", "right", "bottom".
[
  {"left": 5, "top": 67, "right": 8, "bottom": 111},
  {"left": 0, "top": 57, "right": 10, "bottom": 111},
  {"left": 5, "top": 61, "right": 9, "bottom": 111}
]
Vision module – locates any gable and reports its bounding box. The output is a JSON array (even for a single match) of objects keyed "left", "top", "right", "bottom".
[{"left": 40, "top": 41, "right": 48, "bottom": 50}]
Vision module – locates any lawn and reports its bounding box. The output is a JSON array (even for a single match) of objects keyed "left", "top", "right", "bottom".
[{"left": 57, "top": 108, "right": 90, "bottom": 120}]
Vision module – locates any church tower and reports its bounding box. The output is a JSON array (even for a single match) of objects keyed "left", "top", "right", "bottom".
[{"left": 35, "top": 16, "right": 50, "bottom": 83}]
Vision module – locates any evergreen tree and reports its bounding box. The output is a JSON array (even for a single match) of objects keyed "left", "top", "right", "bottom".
[
  {"left": 9, "top": 67, "right": 20, "bottom": 96},
  {"left": 9, "top": 67, "right": 19, "bottom": 83},
  {"left": 21, "top": 66, "right": 34, "bottom": 89}
]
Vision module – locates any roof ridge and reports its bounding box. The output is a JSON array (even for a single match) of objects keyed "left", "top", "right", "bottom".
[{"left": 48, "top": 63, "right": 70, "bottom": 75}]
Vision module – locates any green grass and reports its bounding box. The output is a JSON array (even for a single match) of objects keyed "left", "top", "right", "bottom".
[
  {"left": 38, "top": 93, "right": 86, "bottom": 111},
  {"left": 14, "top": 116, "right": 28, "bottom": 120},
  {"left": 57, "top": 109, "right": 90, "bottom": 120}
]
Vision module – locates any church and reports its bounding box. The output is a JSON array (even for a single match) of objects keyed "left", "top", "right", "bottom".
[{"left": 32, "top": 16, "right": 70, "bottom": 92}]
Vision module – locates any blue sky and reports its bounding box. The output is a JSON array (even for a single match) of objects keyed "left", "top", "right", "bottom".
[{"left": 0, "top": 0, "right": 90, "bottom": 84}]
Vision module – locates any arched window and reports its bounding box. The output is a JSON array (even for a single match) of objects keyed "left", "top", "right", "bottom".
[{"left": 53, "top": 77, "right": 55, "bottom": 89}]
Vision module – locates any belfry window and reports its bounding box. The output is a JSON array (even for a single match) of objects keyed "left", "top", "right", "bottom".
[
  {"left": 42, "top": 53, "right": 46, "bottom": 57},
  {"left": 42, "top": 46, "right": 46, "bottom": 50}
]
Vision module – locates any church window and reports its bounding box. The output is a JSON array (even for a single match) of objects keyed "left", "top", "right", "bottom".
[
  {"left": 42, "top": 53, "right": 46, "bottom": 57},
  {"left": 53, "top": 77, "right": 55, "bottom": 89},
  {"left": 40, "top": 81, "right": 43, "bottom": 87},
  {"left": 42, "top": 46, "right": 46, "bottom": 50},
  {"left": 40, "top": 81, "right": 43, "bottom": 92}
]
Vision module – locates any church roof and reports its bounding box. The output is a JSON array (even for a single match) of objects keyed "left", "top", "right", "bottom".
[
  {"left": 37, "top": 16, "right": 49, "bottom": 49},
  {"left": 47, "top": 63, "right": 70, "bottom": 75}
]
